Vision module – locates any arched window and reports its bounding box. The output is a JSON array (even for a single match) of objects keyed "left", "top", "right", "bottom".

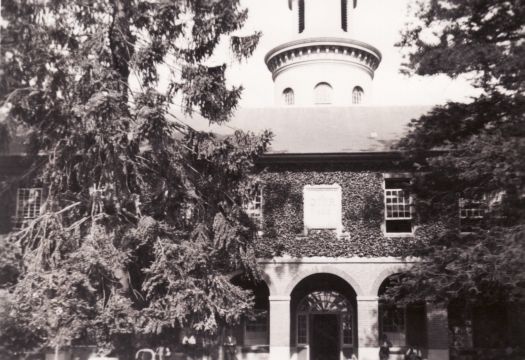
[
  {"left": 283, "top": 88, "right": 294, "bottom": 105},
  {"left": 352, "top": 86, "right": 364, "bottom": 104},
  {"left": 314, "top": 82, "right": 333, "bottom": 104},
  {"left": 298, "top": 291, "right": 352, "bottom": 313},
  {"left": 341, "top": 0, "right": 348, "bottom": 31},
  {"left": 298, "top": 0, "right": 305, "bottom": 33},
  {"left": 297, "top": 291, "right": 353, "bottom": 346}
]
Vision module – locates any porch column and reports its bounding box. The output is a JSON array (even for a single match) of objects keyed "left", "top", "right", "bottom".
[
  {"left": 426, "top": 303, "right": 449, "bottom": 360},
  {"left": 269, "top": 295, "right": 291, "bottom": 360},
  {"left": 356, "top": 296, "right": 379, "bottom": 360}
]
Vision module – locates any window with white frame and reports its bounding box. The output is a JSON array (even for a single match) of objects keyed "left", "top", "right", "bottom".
[
  {"left": 352, "top": 86, "right": 364, "bottom": 104},
  {"left": 303, "top": 184, "right": 342, "bottom": 234},
  {"left": 283, "top": 88, "right": 294, "bottom": 105},
  {"left": 244, "top": 187, "right": 263, "bottom": 231},
  {"left": 14, "top": 188, "right": 43, "bottom": 229},
  {"left": 244, "top": 310, "right": 268, "bottom": 346},
  {"left": 384, "top": 178, "right": 412, "bottom": 234},
  {"left": 314, "top": 82, "right": 333, "bottom": 104}
]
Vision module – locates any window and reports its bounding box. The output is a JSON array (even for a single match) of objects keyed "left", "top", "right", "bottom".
[
  {"left": 14, "top": 188, "right": 43, "bottom": 229},
  {"left": 232, "top": 277, "right": 269, "bottom": 347},
  {"left": 342, "top": 312, "right": 353, "bottom": 345},
  {"left": 283, "top": 88, "right": 294, "bottom": 105},
  {"left": 379, "top": 276, "right": 427, "bottom": 348},
  {"left": 314, "top": 82, "right": 333, "bottom": 104},
  {"left": 245, "top": 310, "right": 268, "bottom": 346},
  {"left": 297, "top": 291, "right": 353, "bottom": 346},
  {"left": 179, "top": 202, "right": 195, "bottom": 228},
  {"left": 303, "top": 184, "right": 342, "bottom": 234},
  {"left": 384, "top": 178, "right": 412, "bottom": 234},
  {"left": 380, "top": 305, "right": 406, "bottom": 346},
  {"left": 244, "top": 187, "right": 263, "bottom": 231},
  {"left": 298, "top": 0, "right": 305, "bottom": 33},
  {"left": 297, "top": 313, "right": 308, "bottom": 345},
  {"left": 459, "top": 197, "right": 487, "bottom": 233},
  {"left": 459, "top": 198, "right": 485, "bottom": 219},
  {"left": 341, "top": 0, "right": 348, "bottom": 31},
  {"left": 352, "top": 86, "right": 364, "bottom": 104},
  {"left": 459, "top": 198, "right": 485, "bottom": 232}
]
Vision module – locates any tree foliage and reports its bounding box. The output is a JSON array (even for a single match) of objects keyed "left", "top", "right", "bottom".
[
  {"left": 0, "top": 0, "right": 270, "bottom": 356},
  {"left": 389, "top": 0, "right": 525, "bottom": 307}
]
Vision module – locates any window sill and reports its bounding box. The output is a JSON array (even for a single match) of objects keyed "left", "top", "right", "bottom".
[
  {"left": 383, "top": 232, "right": 414, "bottom": 238},
  {"left": 241, "top": 345, "right": 269, "bottom": 353}
]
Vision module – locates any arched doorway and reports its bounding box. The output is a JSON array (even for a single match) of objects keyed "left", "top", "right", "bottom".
[{"left": 291, "top": 273, "right": 357, "bottom": 360}]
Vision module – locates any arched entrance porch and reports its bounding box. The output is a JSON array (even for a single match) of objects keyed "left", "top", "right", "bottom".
[{"left": 290, "top": 273, "right": 358, "bottom": 360}]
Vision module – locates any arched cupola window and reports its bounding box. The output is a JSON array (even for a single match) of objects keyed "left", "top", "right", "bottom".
[
  {"left": 283, "top": 88, "right": 295, "bottom": 105},
  {"left": 352, "top": 86, "right": 364, "bottom": 104},
  {"left": 341, "top": 0, "right": 348, "bottom": 32},
  {"left": 314, "top": 82, "right": 333, "bottom": 104},
  {"left": 298, "top": 0, "right": 305, "bottom": 33}
]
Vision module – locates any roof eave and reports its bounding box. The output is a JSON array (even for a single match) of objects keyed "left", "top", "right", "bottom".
[{"left": 257, "top": 151, "right": 405, "bottom": 164}]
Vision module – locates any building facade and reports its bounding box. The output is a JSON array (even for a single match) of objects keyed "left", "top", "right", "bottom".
[
  {"left": 1, "top": 1, "right": 523, "bottom": 360},
  {"left": 233, "top": 1, "right": 447, "bottom": 358}
]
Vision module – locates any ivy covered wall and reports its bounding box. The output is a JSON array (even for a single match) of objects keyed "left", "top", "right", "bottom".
[{"left": 254, "top": 163, "right": 446, "bottom": 258}]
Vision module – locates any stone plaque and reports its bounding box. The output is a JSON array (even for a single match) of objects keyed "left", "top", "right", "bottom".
[{"left": 303, "top": 184, "right": 342, "bottom": 232}]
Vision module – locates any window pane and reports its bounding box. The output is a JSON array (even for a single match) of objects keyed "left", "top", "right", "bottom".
[
  {"left": 342, "top": 313, "right": 353, "bottom": 344},
  {"left": 283, "top": 88, "right": 294, "bottom": 105},
  {"left": 15, "top": 188, "right": 44, "bottom": 229},
  {"left": 244, "top": 187, "right": 263, "bottom": 230},
  {"left": 245, "top": 311, "right": 268, "bottom": 346},
  {"left": 381, "top": 305, "right": 406, "bottom": 346},
  {"left": 297, "top": 314, "right": 308, "bottom": 344},
  {"left": 352, "top": 86, "right": 363, "bottom": 104},
  {"left": 385, "top": 188, "right": 411, "bottom": 220}
]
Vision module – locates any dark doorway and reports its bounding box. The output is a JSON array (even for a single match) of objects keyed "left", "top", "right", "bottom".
[{"left": 310, "top": 314, "right": 339, "bottom": 360}]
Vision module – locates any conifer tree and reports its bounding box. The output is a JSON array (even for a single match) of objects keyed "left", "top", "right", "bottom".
[{"left": 0, "top": 0, "right": 270, "bottom": 357}]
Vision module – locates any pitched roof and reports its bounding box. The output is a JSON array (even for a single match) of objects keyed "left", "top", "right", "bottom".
[
  {"left": 186, "top": 106, "right": 433, "bottom": 153},
  {"left": 1, "top": 106, "right": 433, "bottom": 155}
]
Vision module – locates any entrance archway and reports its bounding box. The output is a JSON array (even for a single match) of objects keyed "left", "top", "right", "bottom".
[{"left": 290, "top": 273, "right": 357, "bottom": 360}]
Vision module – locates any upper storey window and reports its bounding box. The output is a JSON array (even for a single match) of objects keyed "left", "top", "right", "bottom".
[
  {"left": 314, "top": 82, "right": 333, "bottom": 105},
  {"left": 298, "top": 0, "right": 305, "bottom": 33},
  {"left": 243, "top": 187, "right": 264, "bottom": 232},
  {"left": 384, "top": 178, "right": 413, "bottom": 235},
  {"left": 341, "top": 0, "right": 348, "bottom": 31},
  {"left": 459, "top": 197, "right": 486, "bottom": 233},
  {"left": 14, "top": 188, "right": 43, "bottom": 229},
  {"left": 352, "top": 86, "right": 364, "bottom": 104},
  {"left": 283, "top": 88, "right": 295, "bottom": 105}
]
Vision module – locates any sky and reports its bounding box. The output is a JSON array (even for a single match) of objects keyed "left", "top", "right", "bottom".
[{"left": 220, "top": 0, "right": 480, "bottom": 108}]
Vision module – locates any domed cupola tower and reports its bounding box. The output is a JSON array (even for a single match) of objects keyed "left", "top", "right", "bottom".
[{"left": 265, "top": 0, "right": 381, "bottom": 106}]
